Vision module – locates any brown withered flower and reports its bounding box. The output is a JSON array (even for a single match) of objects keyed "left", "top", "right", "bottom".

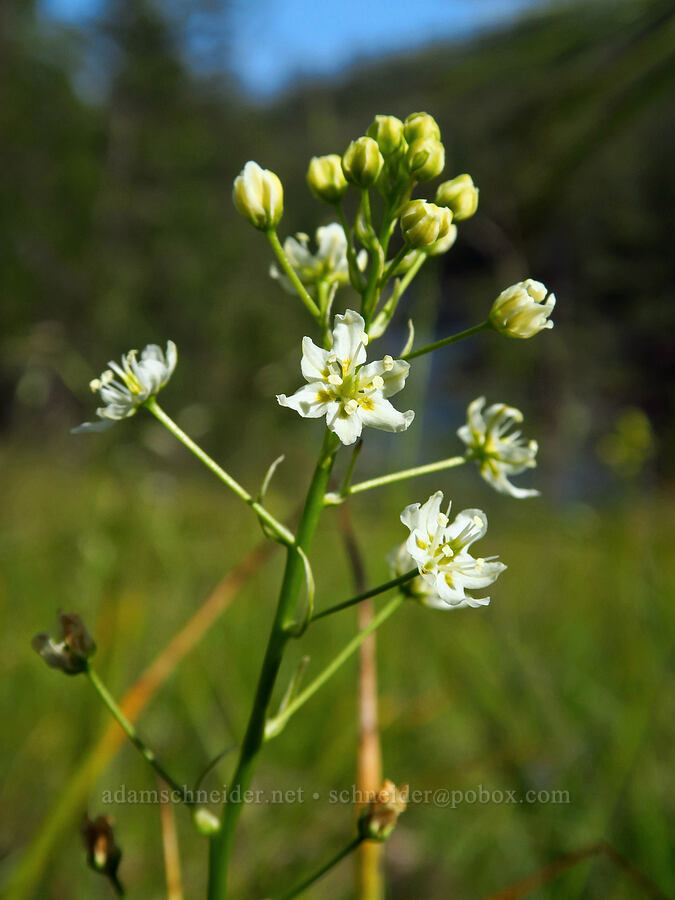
[
  {"left": 358, "top": 779, "right": 408, "bottom": 842},
  {"left": 82, "top": 814, "right": 124, "bottom": 895}
]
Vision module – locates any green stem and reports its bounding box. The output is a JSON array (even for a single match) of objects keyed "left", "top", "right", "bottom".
[
  {"left": 267, "top": 229, "right": 321, "bottom": 320},
  {"left": 145, "top": 399, "right": 294, "bottom": 547},
  {"left": 274, "top": 836, "right": 363, "bottom": 900},
  {"left": 402, "top": 321, "right": 490, "bottom": 361},
  {"left": 86, "top": 668, "right": 193, "bottom": 806},
  {"left": 265, "top": 594, "right": 403, "bottom": 738},
  {"left": 380, "top": 245, "right": 411, "bottom": 285},
  {"left": 207, "top": 429, "right": 339, "bottom": 899},
  {"left": 370, "top": 250, "right": 425, "bottom": 333},
  {"left": 325, "top": 455, "right": 466, "bottom": 505},
  {"left": 311, "top": 570, "right": 416, "bottom": 622}
]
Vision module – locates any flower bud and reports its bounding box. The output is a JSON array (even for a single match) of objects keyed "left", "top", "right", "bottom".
[
  {"left": 425, "top": 224, "right": 458, "bottom": 256},
  {"left": 341, "top": 137, "right": 384, "bottom": 188},
  {"left": 406, "top": 137, "right": 445, "bottom": 182},
  {"left": 82, "top": 815, "right": 123, "bottom": 894},
  {"left": 193, "top": 808, "right": 221, "bottom": 836},
  {"left": 366, "top": 115, "right": 405, "bottom": 157},
  {"left": 400, "top": 199, "right": 452, "bottom": 248},
  {"left": 358, "top": 780, "right": 408, "bottom": 842},
  {"left": 435, "top": 174, "right": 479, "bottom": 221},
  {"left": 233, "top": 161, "right": 283, "bottom": 230},
  {"left": 32, "top": 612, "right": 96, "bottom": 675},
  {"left": 306, "top": 154, "right": 348, "bottom": 203},
  {"left": 489, "top": 279, "right": 556, "bottom": 339},
  {"left": 403, "top": 111, "right": 441, "bottom": 144}
]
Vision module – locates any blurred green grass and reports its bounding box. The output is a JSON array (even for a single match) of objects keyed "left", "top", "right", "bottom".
[{"left": 1, "top": 445, "right": 673, "bottom": 898}]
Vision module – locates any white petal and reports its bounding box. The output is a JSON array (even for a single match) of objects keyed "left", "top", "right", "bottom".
[
  {"left": 358, "top": 358, "right": 410, "bottom": 398},
  {"left": 277, "top": 383, "right": 333, "bottom": 418},
  {"left": 327, "top": 408, "right": 363, "bottom": 445},
  {"left": 358, "top": 396, "right": 414, "bottom": 433},
  {"left": 300, "top": 337, "right": 331, "bottom": 382},
  {"left": 331, "top": 309, "right": 367, "bottom": 371},
  {"left": 445, "top": 508, "right": 488, "bottom": 549}
]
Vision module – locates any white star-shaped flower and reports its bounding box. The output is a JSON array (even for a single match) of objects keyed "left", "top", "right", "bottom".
[
  {"left": 458, "top": 397, "right": 539, "bottom": 498},
  {"left": 398, "top": 490, "right": 505, "bottom": 608},
  {"left": 270, "top": 223, "right": 366, "bottom": 297},
  {"left": 73, "top": 341, "right": 177, "bottom": 433},
  {"left": 277, "top": 309, "right": 414, "bottom": 445}
]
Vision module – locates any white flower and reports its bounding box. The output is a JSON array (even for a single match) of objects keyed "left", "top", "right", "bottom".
[
  {"left": 277, "top": 309, "right": 414, "bottom": 445},
  {"left": 398, "top": 491, "right": 505, "bottom": 608},
  {"left": 458, "top": 397, "right": 539, "bottom": 498},
  {"left": 73, "top": 341, "right": 177, "bottom": 433},
  {"left": 489, "top": 279, "right": 555, "bottom": 339},
  {"left": 270, "top": 224, "right": 367, "bottom": 297}
]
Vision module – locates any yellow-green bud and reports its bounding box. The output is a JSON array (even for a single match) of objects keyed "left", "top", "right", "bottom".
[
  {"left": 341, "top": 137, "right": 384, "bottom": 188},
  {"left": 192, "top": 808, "right": 221, "bottom": 836},
  {"left": 435, "top": 174, "right": 479, "bottom": 221},
  {"left": 426, "top": 224, "right": 458, "bottom": 256},
  {"left": 406, "top": 137, "right": 445, "bottom": 182},
  {"left": 366, "top": 115, "right": 405, "bottom": 157},
  {"left": 306, "top": 154, "right": 348, "bottom": 203},
  {"left": 489, "top": 279, "right": 556, "bottom": 339},
  {"left": 233, "top": 161, "right": 283, "bottom": 230},
  {"left": 403, "top": 111, "right": 441, "bottom": 144},
  {"left": 400, "top": 199, "right": 452, "bottom": 248}
]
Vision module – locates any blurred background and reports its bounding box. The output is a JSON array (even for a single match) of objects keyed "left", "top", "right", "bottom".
[{"left": 1, "top": 0, "right": 674, "bottom": 897}]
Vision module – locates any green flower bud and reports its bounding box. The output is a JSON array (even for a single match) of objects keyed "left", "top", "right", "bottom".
[
  {"left": 403, "top": 111, "right": 441, "bottom": 144},
  {"left": 233, "top": 161, "right": 283, "bottom": 230},
  {"left": 193, "top": 808, "right": 221, "bottom": 836},
  {"left": 400, "top": 199, "right": 453, "bottom": 248},
  {"left": 341, "top": 137, "right": 384, "bottom": 188},
  {"left": 366, "top": 115, "right": 405, "bottom": 157},
  {"left": 306, "top": 154, "right": 348, "bottom": 203},
  {"left": 406, "top": 137, "right": 445, "bottom": 182},
  {"left": 435, "top": 174, "right": 479, "bottom": 221},
  {"left": 426, "top": 224, "right": 458, "bottom": 256}
]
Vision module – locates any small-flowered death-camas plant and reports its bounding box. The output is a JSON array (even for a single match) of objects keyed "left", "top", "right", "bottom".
[{"left": 35, "top": 111, "right": 556, "bottom": 899}]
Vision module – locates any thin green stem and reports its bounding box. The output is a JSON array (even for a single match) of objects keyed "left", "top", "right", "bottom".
[
  {"left": 380, "top": 244, "right": 411, "bottom": 285},
  {"left": 86, "top": 667, "right": 193, "bottom": 806},
  {"left": 325, "top": 455, "right": 466, "bottom": 505},
  {"left": 267, "top": 229, "right": 321, "bottom": 320},
  {"left": 402, "top": 321, "right": 490, "bottom": 361},
  {"left": 311, "top": 569, "right": 416, "bottom": 622},
  {"left": 145, "top": 399, "right": 294, "bottom": 547},
  {"left": 207, "top": 429, "right": 340, "bottom": 899},
  {"left": 274, "top": 836, "right": 363, "bottom": 900},
  {"left": 265, "top": 594, "right": 403, "bottom": 738}
]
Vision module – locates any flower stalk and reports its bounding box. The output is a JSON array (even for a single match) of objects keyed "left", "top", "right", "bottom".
[
  {"left": 264, "top": 594, "right": 404, "bottom": 740},
  {"left": 145, "top": 398, "right": 294, "bottom": 547},
  {"left": 274, "top": 835, "right": 364, "bottom": 900},
  {"left": 325, "top": 454, "right": 466, "bottom": 504},
  {"left": 207, "top": 429, "right": 340, "bottom": 898},
  {"left": 86, "top": 667, "right": 193, "bottom": 806},
  {"left": 267, "top": 229, "right": 321, "bottom": 320}
]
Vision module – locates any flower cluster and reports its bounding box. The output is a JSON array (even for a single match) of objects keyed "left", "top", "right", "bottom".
[{"left": 277, "top": 309, "right": 414, "bottom": 445}]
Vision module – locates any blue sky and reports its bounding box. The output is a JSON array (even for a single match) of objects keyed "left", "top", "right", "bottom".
[{"left": 40, "top": 0, "right": 546, "bottom": 96}]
